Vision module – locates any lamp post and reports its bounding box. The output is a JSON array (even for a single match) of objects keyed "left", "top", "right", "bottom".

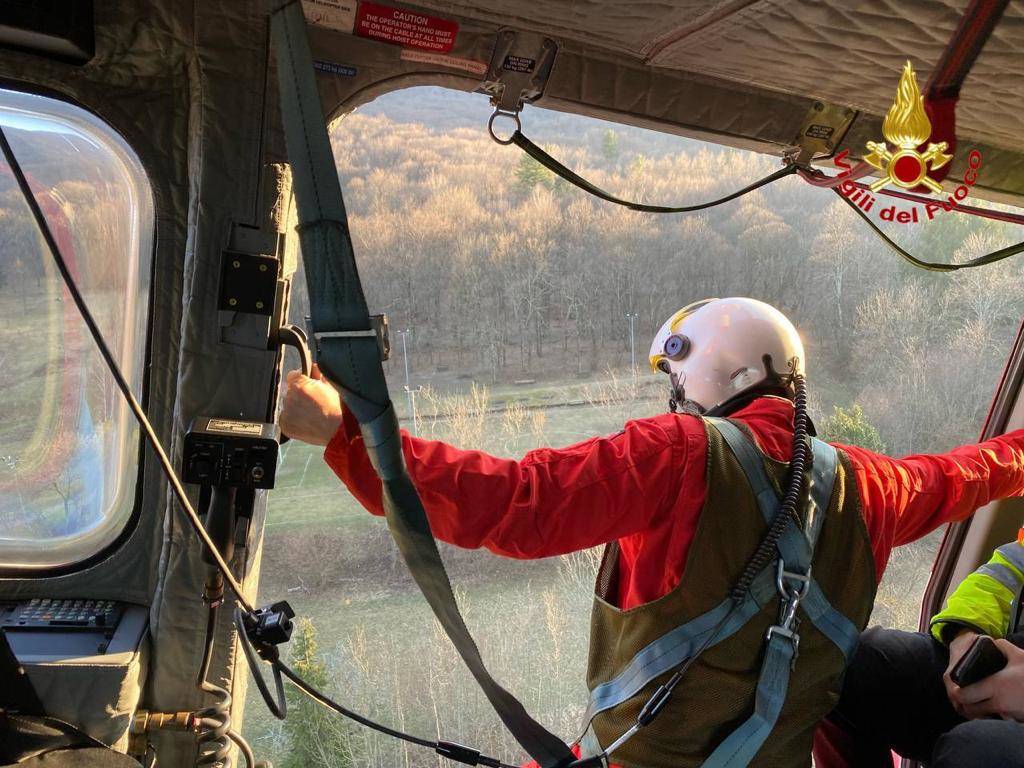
[{"left": 625, "top": 312, "right": 639, "bottom": 374}]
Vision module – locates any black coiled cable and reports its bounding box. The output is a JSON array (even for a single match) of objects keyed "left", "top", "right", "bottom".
[
  {"left": 195, "top": 603, "right": 234, "bottom": 768},
  {"left": 730, "top": 373, "right": 810, "bottom": 602}
]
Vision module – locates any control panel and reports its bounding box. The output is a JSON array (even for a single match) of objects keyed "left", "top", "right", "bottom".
[{"left": 183, "top": 416, "right": 280, "bottom": 489}]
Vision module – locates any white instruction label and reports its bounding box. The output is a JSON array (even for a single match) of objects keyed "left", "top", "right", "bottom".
[
  {"left": 207, "top": 419, "right": 264, "bottom": 436},
  {"left": 302, "top": 0, "right": 357, "bottom": 33}
]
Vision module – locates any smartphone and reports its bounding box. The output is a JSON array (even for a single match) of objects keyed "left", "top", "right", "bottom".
[{"left": 950, "top": 635, "right": 1008, "bottom": 687}]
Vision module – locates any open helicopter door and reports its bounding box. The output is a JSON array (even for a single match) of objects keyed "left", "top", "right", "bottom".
[{"left": 907, "top": 318, "right": 1024, "bottom": 766}]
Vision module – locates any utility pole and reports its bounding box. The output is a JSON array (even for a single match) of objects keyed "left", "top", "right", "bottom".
[
  {"left": 625, "top": 312, "right": 639, "bottom": 374},
  {"left": 397, "top": 328, "right": 419, "bottom": 434}
]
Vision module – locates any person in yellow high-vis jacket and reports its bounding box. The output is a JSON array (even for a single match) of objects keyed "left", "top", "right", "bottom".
[{"left": 814, "top": 529, "right": 1024, "bottom": 768}]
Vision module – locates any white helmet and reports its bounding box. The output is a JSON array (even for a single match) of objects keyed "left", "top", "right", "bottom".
[{"left": 649, "top": 297, "right": 805, "bottom": 414}]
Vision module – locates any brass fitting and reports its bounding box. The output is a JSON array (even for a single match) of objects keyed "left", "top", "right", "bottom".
[{"left": 132, "top": 709, "right": 195, "bottom": 733}]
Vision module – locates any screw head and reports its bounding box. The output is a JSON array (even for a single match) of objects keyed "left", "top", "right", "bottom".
[
  {"left": 255, "top": 301, "right": 264, "bottom": 310},
  {"left": 232, "top": 260, "right": 240, "bottom": 268},
  {"left": 229, "top": 298, "right": 237, "bottom": 307},
  {"left": 259, "top": 264, "right": 268, "bottom": 272}
]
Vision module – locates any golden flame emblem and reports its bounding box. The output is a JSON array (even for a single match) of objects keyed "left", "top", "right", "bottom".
[{"left": 864, "top": 61, "right": 952, "bottom": 193}]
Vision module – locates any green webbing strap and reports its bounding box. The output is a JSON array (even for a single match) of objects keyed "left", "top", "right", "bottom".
[{"left": 270, "top": 5, "right": 573, "bottom": 766}]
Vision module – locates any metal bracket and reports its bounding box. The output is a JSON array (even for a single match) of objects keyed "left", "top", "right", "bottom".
[
  {"left": 312, "top": 314, "right": 391, "bottom": 362},
  {"left": 477, "top": 29, "right": 558, "bottom": 114},
  {"left": 219, "top": 251, "right": 279, "bottom": 315},
  {"left": 790, "top": 101, "right": 859, "bottom": 166}
]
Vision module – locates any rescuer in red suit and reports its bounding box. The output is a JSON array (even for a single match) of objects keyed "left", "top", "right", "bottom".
[{"left": 279, "top": 297, "right": 1024, "bottom": 767}]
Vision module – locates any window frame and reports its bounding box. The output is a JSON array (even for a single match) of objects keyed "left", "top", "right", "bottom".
[{"left": 0, "top": 84, "right": 157, "bottom": 577}]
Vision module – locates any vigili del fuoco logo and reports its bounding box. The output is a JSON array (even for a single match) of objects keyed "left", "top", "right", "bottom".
[{"left": 832, "top": 61, "right": 982, "bottom": 224}]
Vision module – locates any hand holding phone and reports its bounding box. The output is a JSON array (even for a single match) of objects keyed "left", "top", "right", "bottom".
[{"left": 950, "top": 635, "right": 1008, "bottom": 687}]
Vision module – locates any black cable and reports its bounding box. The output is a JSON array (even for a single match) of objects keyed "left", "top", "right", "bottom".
[
  {"left": 835, "top": 190, "right": 1024, "bottom": 272},
  {"left": 512, "top": 130, "right": 798, "bottom": 214},
  {"left": 226, "top": 730, "right": 255, "bottom": 768},
  {"left": 276, "top": 659, "right": 516, "bottom": 768},
  {"left": 196, "top": 604, "right": 234, "bottom": 768},
  {"left": 234, "top": 607, "right": 288, "bottom": 721},
  {"left": 0, "top": 118, "right": 512, "bottom": 768},
  {"left": 569, "top": 371, "right": 812, "bottom": 767},
  {"left": 0, "top": 125, "right": 254, "bottom": 613}
]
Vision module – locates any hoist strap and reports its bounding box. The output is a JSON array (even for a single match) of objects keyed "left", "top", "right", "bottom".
[
  {"left": 709, "top": 420, "right": 858, "bottom": 658},
  {"left": 835, "top": 191, "right": 1024, "bottom": 272},
  {"left": 270, "top": 5, "right": 574, "bottom": 767},
  {"left": 700, "top": 420, "right": 854, "bottom": 768},
  {"left": 926, "top": 0, "right": 1010, "bottom": 101},
  {"left": 510, "top": 129, "right": 798, "bottom": 213}
]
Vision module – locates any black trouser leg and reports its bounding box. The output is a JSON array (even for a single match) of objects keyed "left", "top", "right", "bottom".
[
  {"left": 825, "top": 626, "right": 963, "bottom": 762},
  {"left": 931, "top": 719, "right": 1024, "bottom": 768}
]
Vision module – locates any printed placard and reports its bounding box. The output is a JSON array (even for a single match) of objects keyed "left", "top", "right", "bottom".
[
  {"left": 355, "top": 1, "right": 458, "bottom": 53},
  {"left": 302, "top": 0, "right": 357, "bottom": 33}
]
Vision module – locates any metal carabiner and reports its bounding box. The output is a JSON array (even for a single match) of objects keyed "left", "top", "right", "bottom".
[{"left": 487, "top": 108, "right": 521, "bottom": 145}]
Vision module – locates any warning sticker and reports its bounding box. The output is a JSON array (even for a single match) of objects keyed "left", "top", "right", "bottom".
[
  {"left": 355, "top": 1, "right": 458, "bottom": 53},
  {"left": 400, "top": 49, "right": 487, "bottom": 75},
  {"left": 302, "top": 0, "right": 357, "bottom": 33},
  {"left": 207, "top": 419, "right": 264, "bottom": 437}
]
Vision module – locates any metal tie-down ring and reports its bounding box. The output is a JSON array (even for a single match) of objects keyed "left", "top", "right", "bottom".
[{"left": 488, "top": 108, "right": 521, "bottom": 145}]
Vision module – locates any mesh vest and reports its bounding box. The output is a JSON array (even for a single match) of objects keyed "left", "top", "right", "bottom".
[{"left": 584, "top": 419, "right": 877, "bottom": 768}]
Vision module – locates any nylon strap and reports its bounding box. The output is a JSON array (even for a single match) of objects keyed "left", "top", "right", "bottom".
[
  {"left": 699, "top": 420, "right": 852, "bottom": 767},
  {"left": 270, "top": 5, "right": 573, "bottom": 765},
  {"left": 510, "top": 130, "right": 798, "bottom": 213},
  {"left": 711, "top": 419, "right": 858, "bottom": 657},
  {"left": 834, "top": 192, "right": 1024, "bottom": 272}
]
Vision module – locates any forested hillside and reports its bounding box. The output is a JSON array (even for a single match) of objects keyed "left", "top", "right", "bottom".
[{"left": 298, "top": 88, "right": 1024, "bottom": 457}]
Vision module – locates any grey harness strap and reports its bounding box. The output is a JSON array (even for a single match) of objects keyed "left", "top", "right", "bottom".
[
  {"left": 581, "top": 419, "right": 857, "bottom": 767},
  {"left": 270, "top": 5, "right": 574, "bottom": 766}
]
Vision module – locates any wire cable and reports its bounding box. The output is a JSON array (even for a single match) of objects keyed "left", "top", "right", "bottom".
[
  {"left": 0, "top": 125, "right": 253, "bottom": 613},
  {"left": 276, "top": 660, "right": 518, "bottom": 768},
  {"left": 226, "top": 730, "right": 255, "bottom": 768},
  {"left": 233, "top": 607, "right": 288, "bottom": 721},
  {"left": 196, "top": 604, "right": 234, "bottom": 768},
  {"left": 834, "top": 190, "right": 1024, "bottom": 272},
  {"left": 510, "top": 128, "right": 799, "bottom": 214}
]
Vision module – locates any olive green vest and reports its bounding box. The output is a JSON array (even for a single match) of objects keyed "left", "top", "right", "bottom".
[{"left": 584, "top": 418, "right": 877, "bottom": 768}]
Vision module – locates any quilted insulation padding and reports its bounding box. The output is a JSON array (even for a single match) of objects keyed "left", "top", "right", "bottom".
[{"left": 412, "top": 0, "right": 1023, "bottom": 153}]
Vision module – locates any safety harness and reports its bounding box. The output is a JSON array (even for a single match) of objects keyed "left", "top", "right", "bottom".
[{"left": 576, "top": 418, "right": 859, "bottom": 767}]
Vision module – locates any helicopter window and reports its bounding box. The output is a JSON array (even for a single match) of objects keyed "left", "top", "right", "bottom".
[
  {"left": 0, "top": 89, "right": 153, "bottom": 570},
  {"left": 249, "top": 86, "right": 1023, "bottom": 765}
]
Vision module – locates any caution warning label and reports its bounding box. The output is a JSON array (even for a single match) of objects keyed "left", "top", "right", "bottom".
[{"left": 355, "top": 1, "right": 458, "bottom": 53}]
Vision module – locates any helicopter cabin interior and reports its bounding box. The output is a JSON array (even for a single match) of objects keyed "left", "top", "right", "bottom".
[{"left": 0, "top": 1, "right": 1022, "bottom": 768}]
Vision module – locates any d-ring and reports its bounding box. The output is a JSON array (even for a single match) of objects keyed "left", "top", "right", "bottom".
[{"left": 488, "top": 109, "right": 521, "bottom": 145}]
